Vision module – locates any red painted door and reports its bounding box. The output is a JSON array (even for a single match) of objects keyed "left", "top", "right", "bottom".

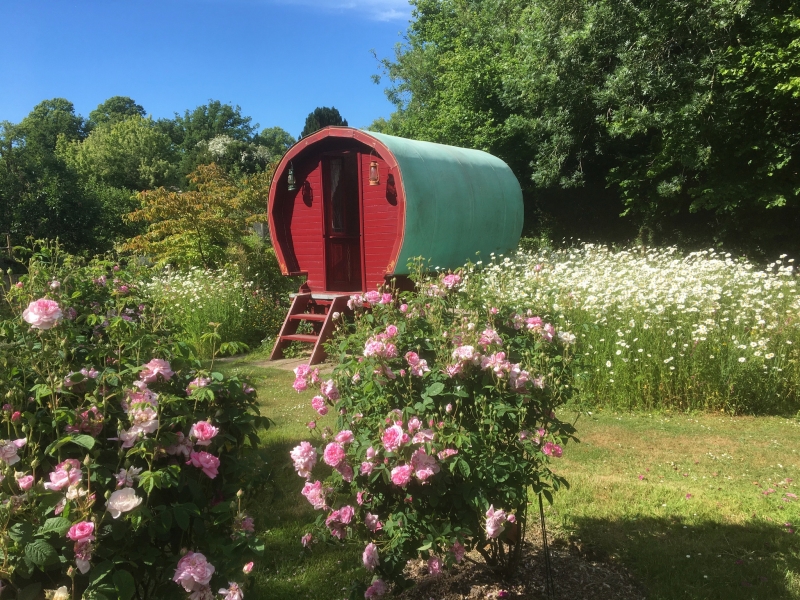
[{"left": 323, "top": 153, "right": 362, "bottom": 291}]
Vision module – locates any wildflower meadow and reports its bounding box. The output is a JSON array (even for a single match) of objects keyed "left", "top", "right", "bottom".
[{"left": 466, "top": 244, "right": 800, "bottom": 414}]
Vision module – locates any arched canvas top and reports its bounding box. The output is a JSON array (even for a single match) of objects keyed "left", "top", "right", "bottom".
[
  {"left": 268, "top": 127, "right": 522, "bottom": 290},
  {"left": 365, "top": 132, "right": 523, "bottom": 273}
]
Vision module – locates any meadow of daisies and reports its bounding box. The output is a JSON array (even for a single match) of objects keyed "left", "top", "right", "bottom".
[{"left": 465, "top": 244, "right": 800, "bottom": 415}]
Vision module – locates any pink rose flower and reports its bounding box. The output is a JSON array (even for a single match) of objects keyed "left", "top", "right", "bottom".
[
  {"left": 437, "top": 448, "right": 458, "bottom": 460},
  {"left": 365, "top": 446, "right": 376, "bottom": 460},
  {"left": 293, "top": 377, "right": 308, "bottom": 392},
  {"left": 385, "top": 324, "right": 398, "bottom": 337},
  {"left": 139, "top": 358, "right": 174, "bottom": 383},
  {"left": 44, "top": 458, "right": 82, "bottom": 491},
  {"left": 115, "top": 466, "right": 142, "bottom": 488},
  {"left": 0, "top": 438, "right": 26, "bottom": 465},
  {"left": 243, "top": 561, "right": 254, "bottom": 574},
  {"left": 187, "top": 451, "right": 220, "bottom": 478},
  {"left": 67, "top": 521, "right": 95, "bottom": 542},
  {"left": 311, "top": 395, "right": 328, "bottom": 415},
  {"left": 74, "top": 538, "right": 93, "bottom": 573},
  {"left": 542, "top": 442, "right": 563, "bottom": 457},
  {"left": 166, "top": 431, "right": 193, "bottom": 457},
  {"left": 452, "top": 541, "right": 466, "bottom": 563},
  {"left": 427, "top": 555, "right": 442, "bottom": 574},
  {"left": 320, "top": 379, "right": 339, "bottom": 401},
  {"left": 323, "top": 442, "right": 346, "bottom": 467},
  {"left": 335, "top": 430, "right": 354, "bottom": 444},
  {"left": 365, "top": 579, "right": 388, "bottom": 598},
  {"left": 485, "top": 505, "right": 508, "bottom": 539},
  {"left": 399, "top": 303, "right": 408, "bottom": 313},
  {"left": 290, "top": 441, "right": 317, "bottom": 478},
  {"left": 16, "top": 473, "right": 34, "bottom": 491},
  {"left": 380, "top": 293, "right": 393, "bottom": 304},
  {"left": 390, "top": 464, "right": 413, "bottom": 487},
  {"left": 363, "top": 542, "right": 379, "bottom": 571},
  {"left": 301, "top": 480, "right": 328, "bottom": 510},
  {"left": 411, "top": 429, "right": 434, "bottom": 444},
  {"left": 411, "top": 449, "right": 440, "bottom": 482},
  {"left": 218, "top": 583, "right": 243, "bottom": 600},
  {"left": 382, "top": 425, "right": 406, "bottom": 453},
  {"left": 186, "top": 376, "right": 210, "bottom": 395},
  {"left": 360, "top": 461, "right": 374, "bottom": 475},
  {"left": 22, "top": 298, "right": 62, "bottom": 330},
  {"left": 189, "top": 421, "right": 219, "bottom": 446},
  {"left": 336, "top": 462, "right": 354, "bottom": 482},
  {"left": 365, "top": 513, "right": 383, "bottom": 532},
  {"left": 173, "top": 551, "right": 215, "bottom": 593}
]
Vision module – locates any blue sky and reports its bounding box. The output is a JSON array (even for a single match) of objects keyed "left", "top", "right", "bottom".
[{"left": 0, "top": 0, "right": 412, "bottom": 137}]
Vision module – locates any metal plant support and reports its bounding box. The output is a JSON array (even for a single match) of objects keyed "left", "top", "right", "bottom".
[{"left": 539, "top": 494, "right": 556, "bottom": 599}]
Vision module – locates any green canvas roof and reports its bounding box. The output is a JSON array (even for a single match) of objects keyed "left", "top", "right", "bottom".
[{"left": 366, "top": 131, "right": 523, "bottom": 273}]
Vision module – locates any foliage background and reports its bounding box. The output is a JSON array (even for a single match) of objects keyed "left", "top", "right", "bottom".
[{"left": 373, "top": 0, "right": 800, "bottom": 259}]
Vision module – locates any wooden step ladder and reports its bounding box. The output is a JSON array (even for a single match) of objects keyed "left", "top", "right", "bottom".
[{"left": 270, "top": 293, "right": 350, "bottom": 365}]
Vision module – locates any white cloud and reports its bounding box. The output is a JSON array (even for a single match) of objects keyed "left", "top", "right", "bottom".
[{"left": 271, "top": 0, "right": 411, "bottom": 21}]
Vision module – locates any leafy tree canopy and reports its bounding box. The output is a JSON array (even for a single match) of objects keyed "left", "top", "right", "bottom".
[
  {"left": 380, "top": 0, "right": 800, "bottom": 257},
  {"left": 258, "top": 126, "right": 296, "bottom": 159},
  {"left": 300, "top": 106, "right": 348, "bottom": 138},
  {"left": 58, "top": 115, "right": 176, "bottom": 191},
  {"left": 122, "top": 163, "right": 272, "bottom": 268},
  {"left": 0, "top": 99, "right": 98, "bottom": 251},
  {"left": 159, "top": 100, "right": 260, "bottom": 179},
  {"left": 88, "top": 96, "right": 146, "bottom": 127}
]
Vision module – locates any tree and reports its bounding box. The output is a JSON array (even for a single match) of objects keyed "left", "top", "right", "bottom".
[
  {"left": 258, "top": 126, "right": 296, "bottom": 160},
  {"left": 0, "top": 99, "right": 101, "bottom": 251},
  {"left": 161, "top": 101, "right": 258, "bottom": 179},
  {"left": 122, "top": 163, "right": 271, "bottom": 268},
  {"left": 88, "top": 96, "right": 146, "bottom": 127},
  {"left": 379, "top": 0, "right": 800, "bottom": 257},
  {"left": 299, "top": 106, "right": 348, "bottom": 138},
  {"left": 58, "top": 115, "right": 176, "bottom": 191}
]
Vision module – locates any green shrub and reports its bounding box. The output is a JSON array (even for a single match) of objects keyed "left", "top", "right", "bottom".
[
  {"left": 287, "top": 270, "right": 576, "bottom": 596},
  {"left": 0, "top": 242, "right": 269, "bottom": 599}
]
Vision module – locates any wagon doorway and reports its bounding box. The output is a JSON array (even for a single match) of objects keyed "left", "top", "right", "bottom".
[{"left": 322, "top": 152, "right": 363, "bottom": 292}]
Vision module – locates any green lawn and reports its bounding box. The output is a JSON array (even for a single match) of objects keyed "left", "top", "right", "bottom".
[
  {"left": 552, "top": 410, "right": 800, "bottom": 599},
  {"left": 221, "top": 362, "right": 361, "bottom": 600},
  {"left": 223, "top": 360, "right": 800, "bottom": 599}
]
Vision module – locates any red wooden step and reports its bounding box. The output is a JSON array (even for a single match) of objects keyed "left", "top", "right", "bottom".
[
  {"left": 281, "top": 334, "right": 319, "bottom": 343},
  {"left": 289, "top": 313, "right": 327, "bottom": 322}
]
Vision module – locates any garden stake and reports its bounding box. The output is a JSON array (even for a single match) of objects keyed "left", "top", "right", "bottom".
[{"left": 538, "top": 494, "right": 555, "bottom": 600}]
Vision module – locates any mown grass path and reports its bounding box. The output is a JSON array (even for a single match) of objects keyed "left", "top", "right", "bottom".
[{"left": 222, "top": 358, "right": 799, "bottom": 599}]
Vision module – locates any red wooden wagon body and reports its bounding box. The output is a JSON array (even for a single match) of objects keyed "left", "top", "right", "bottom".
[{"left": 268, "top": 127, "right": 523, "bottom": 363}]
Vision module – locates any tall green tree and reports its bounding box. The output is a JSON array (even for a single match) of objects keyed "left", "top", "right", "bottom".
[
  {"left": 58, "top": 115, "right": 176, "bottom": 191},
  {"left": 258, "top": 126, "right": 296, "bottom": 159},
  {"left": 88, "top": 96, "right": 146, "bottom": 128},
  {"left": 299, "top": 106, "right": 348, "bottom": 138},
  {"left": 380, "top": 0, "right": 800, "bottom": 256},
  {"left": 0, "top": 99, "right": 101, "bottom": 251},
  {"left": 160, "top": 100, "right": 260, "bottom": 179}
]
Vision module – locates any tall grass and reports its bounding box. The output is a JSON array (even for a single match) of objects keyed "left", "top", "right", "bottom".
[
  {"left": 143, "top": 266, "right": 258, "bottom": 357},
  {"left": 466, "top": 245, "right": 800, "bottom": 413}
]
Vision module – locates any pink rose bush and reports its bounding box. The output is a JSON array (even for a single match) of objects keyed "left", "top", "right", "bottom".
[
  {"left": 0, "top": 246, "right": 267, "bottom": 597},
  {"left": 289, "top": 278, "right": 575, "bottom": 593}
]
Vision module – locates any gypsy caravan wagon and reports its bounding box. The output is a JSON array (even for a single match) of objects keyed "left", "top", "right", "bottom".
[{"left": 268, "top": 127, "right": 523, "bottom": 364}]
